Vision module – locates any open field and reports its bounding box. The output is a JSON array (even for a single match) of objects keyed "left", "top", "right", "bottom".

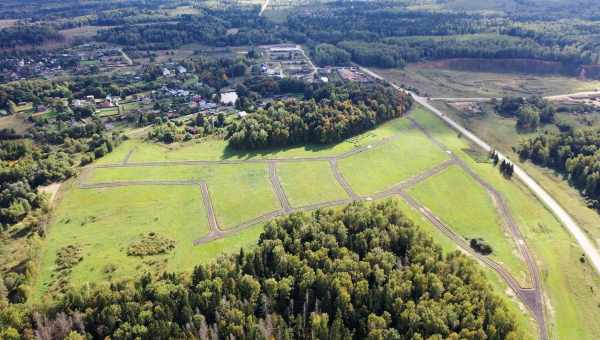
[
  {"left": 409, "top": 164, "right": 530, "bottom": 285},
  {"left": 377, "top": 63, "right": 600, "bottom": 98},
  {"left": 435, "top": 101, "right": 600, "bottom": 252},
  {"left": 277, "top": 161, "right": 348, "bottom": 207},
  {"left": 411, "top": 106, "right": 600, "bottom": 339},
  {"left": 33, "top": 184, "right": 209, "bottom": 301},
  {"left": 338, "top": 129, "right": 450, "bottom": 195},
  {"left": 35, "top": 104, "right": 600, "bottom": 338},
  {"left": 0, "top": 113, "right": 31, "bottom": 134}
]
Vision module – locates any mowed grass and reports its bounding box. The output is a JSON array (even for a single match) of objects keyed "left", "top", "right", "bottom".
[
  {"left": 408, "top": 165, "right": 530, "bottom": 286},
  {"left": 90, "top": 163, "right": 280, "bottom": 230},
  {"left": 33, "top": 185, "right": 209, "bottom": 301},
  {"left": 412, "top": 106, "right": 600, "bottom": 339},
  {"left": 277, "top": 161, "right": 348, "bottom": 207},
  {"left": 338, "top": 128, "right": 449, "bottom": 196}
]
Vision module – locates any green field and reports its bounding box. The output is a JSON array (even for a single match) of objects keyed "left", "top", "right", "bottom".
[
  {"left": 97, "top": 117, "right": 413, "bottom": 164},
  {"left": 436, "top": 100, "right": 600, "bottom": 251},
  {"left": 34, "top": 184, "right": 209, "bottom": 301},
  {"left": 410, "top": 106, "right": 600, "bottom": 339},
  {"left": 91, "top": 163, "right": 280, "bottom": 230},
  {"left": 338, "top": 129, "right": 449, "bottom": 195},
  {"left": 277, "top": 161, "right": 348, "bottom": 207},
  {"left": 409, "top": 164, "right": 530, "bottom": 286},
  {"left": 34, "top": 104, "right": 600, "bottom": 339}
]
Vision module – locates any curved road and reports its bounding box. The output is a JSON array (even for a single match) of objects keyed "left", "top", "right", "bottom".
[{"left": 360, "top": 66, "right": 600, "bottom": 277}]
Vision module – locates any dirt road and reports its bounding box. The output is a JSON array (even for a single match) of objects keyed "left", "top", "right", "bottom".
[{"left": 361, "top": 66, "right": 600, "bottom": 279}]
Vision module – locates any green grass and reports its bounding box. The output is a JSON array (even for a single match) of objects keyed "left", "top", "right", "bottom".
[
  {"left": 205, "top": 164, "right": 279, "bottom": 229},
  {"left": 338, "top": 128, "right": 450, "bottom": 196},
  {"left": 33, "top": 184, "right": 209, "bottom": 301},
  {"left": 411, "top": 106, "right": 600, "bottom": 339},
  {"left": 90, "top": 163, "right": 280, "bottom": 230},
  {"left": 113, "top": 118, "right": 414, "bottom": 163},
  {"left": 277, "top": 161, "right": 348, "bottom": 207},
  {"left": 97, "top": 107, "right": 119, "bottom": 117},
  {"left": 408, "top": 165, "right": 530, "bottom": 286},
  {"left": 437, "top": 101, "right": 600, "bottom": 252}
]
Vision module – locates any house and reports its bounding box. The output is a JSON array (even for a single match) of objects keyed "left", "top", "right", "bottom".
[
  {"left": 220, "top": 91, "right": 238, "bottom": 105},
  {"left": 177, "top": 66, "right": 187, "bottom": 74}
]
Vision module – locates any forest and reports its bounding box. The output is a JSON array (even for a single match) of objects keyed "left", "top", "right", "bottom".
[
  {"left": 495, "top": 96, "right": 556, "bottom": 131},
  {"left": 0, "top": 119, "right": 121, "bottom": 305},
  {"left": 227, "top": 83, "right": 412, "bottom": 149},
  {"left": 519, "top": 129, "right": 600, "bottom": 210},
  {"left": 0, "top": 201, "right": 523, "bottom": 339}
]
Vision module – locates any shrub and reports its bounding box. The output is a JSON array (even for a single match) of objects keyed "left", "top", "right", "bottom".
[
  {"left": 470, "top": 238, "right": 493, "bottom": 255},
  {"left": 127, "top": 232, "right": 176, "bottom": 256}
]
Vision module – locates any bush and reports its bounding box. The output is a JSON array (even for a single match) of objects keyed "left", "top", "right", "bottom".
[
  {"left": 470, "top": 238, "right": 493, "bottom": 255},
  {"left": 127, "top": 232, "right": 176, "bottom": 256}
]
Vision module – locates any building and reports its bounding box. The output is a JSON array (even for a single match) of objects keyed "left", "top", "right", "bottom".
[
  {"left": 220, "top": 91, "right": 239, "bottom": 106},
  {"left": 162, "top": 68, "right": 172, "bottom": 77},
  {"left": 177, "top": 66, "right": 187, "bottom": 74}
]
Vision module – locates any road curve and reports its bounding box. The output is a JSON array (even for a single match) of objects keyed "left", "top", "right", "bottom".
[
  {"left": 414, "top": 94, "right": 600, "bottom": 276},
  {"left": 360, "top": 65, "right": 600, "bottom": 276}
]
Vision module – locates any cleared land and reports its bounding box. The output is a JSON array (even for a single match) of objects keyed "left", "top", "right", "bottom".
[
  {"left": 36, "top": 105, "right": 600, "bottom": 338},
  {"left": 33, "top": 184, "right": 209, "bottom": 301},
  {"left": 277, "top": 161, "right": 348, "bottom": 207},
  {"left": 378, "top": 63, "right": 600, "bottom": 98},
  {"left": 411, "top": 107, "right": 600, "bottom": 339},
  {"left": 409, "top": 164, "right": 530, "bottom": 286},
  {"left": 435, "top": 101, "right": 600, "bottom": 251},
  {"left": 338, "top": 128, "right": 449, "bottom": 196}
]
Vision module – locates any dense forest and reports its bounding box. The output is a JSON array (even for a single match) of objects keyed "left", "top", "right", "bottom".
[
  {"left": 519, "top": 129, "right": 600, "bottom": 210},
  {"left": 0, "top": 25, "right": 62, "bottom": 49},
  {"left": 227, "top": 83, "right": 412, "bottom": 149},
  {"left": 0, "top": 201, "right": 523, "bottom": 339}
]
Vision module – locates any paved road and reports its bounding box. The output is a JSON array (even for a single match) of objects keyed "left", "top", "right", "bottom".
[
  {"left": 409, "top": 116, "right": 546, "bottom": 339},
  {"left": 361, "top": 66, "right": 600, "bottom": 278},
  {"left": 259, "top": 0, "right": 270, "bottom": 16},
  {"left": 428, "top": 90, "right": 600, "bottom": 103}
]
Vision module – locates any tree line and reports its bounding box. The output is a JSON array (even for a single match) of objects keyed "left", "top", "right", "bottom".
[
  {"left": 494, "top": 96, "right": 556, "bottom": 131},
  {"left": 227, "top": 83, "right": 412, "bottom": 149},
  {"left": 518, "top": 129, "right": 600, "bottom": 210},
  {"left": 0, "top": 201, "right": 523, "bottom": 339}
]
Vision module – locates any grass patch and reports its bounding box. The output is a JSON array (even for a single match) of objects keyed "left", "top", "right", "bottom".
[
  {"left": 412, "top": 106, "right": 600, "bottom": 339},
  {"left": 338, "top": 128, "right": 449, "bottom": 196},
  {"left": 33, "top": 185, "right": 209, "bottom": 301},
  {"left": 90, "top": 163, "right": 280, "bottom": 230},
  {"left": 115, "top": 117, "right": 413, "bottom": 163},
  {"left": 408, "top": 165, "right": 530, "bottom": 286},
  {"left": 277, "top": 161, "right": 348, "bottom": 207}
]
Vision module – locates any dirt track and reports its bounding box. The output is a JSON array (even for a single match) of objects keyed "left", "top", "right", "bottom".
[{"left": 82, "top": 122, "right": 546, "bottom": 339}]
